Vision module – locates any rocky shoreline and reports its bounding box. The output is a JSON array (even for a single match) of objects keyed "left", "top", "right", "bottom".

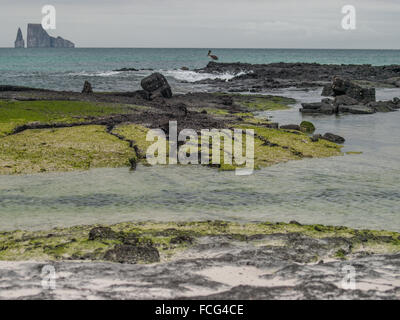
[
  {"left": 0, "top": 74, "right": 344, "bottom": 175},
  {"left": 193, "top": 61, "right": 400, "bottom": 92},
  {"left": 0, "top": 220, "right": 399, "bottom": 299},
  {"left": 1, "top": 62, "right": 399, "bottom": 299},
  {"left": 301, "top": 76, "right": 400, "bottom": 115}
]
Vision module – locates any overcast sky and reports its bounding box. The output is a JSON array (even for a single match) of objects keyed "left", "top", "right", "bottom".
[{"left": 1, "top": 0, "right": 399, "bottom": 48}]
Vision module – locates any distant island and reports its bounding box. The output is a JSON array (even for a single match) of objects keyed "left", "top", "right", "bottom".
[{"left": 14, "top": 24, "right": 75, "bottom": 48}]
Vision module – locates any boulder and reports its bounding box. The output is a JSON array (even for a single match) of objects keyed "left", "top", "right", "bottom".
[
  {"left": 141, "top": 72, "right": 172, "bottom": 99},
  {"left": 322, "top": 133, "right": 345, "bottom": 144},
  {"left": 300, "top": 121, "right": 316, "bottom": 133},
  {"left": 81, "top": 81, "right": 93, "bottom": 94},
  {"left": 324, "top": 77, "right": 376, "bottom": 103},
  {"left": 180, "top": 67, "right": 189, "bottom": 71}
]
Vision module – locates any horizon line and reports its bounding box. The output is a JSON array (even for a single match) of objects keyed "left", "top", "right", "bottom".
[{"left": 1, "top": 47, "right": 400, "bottom": 50}]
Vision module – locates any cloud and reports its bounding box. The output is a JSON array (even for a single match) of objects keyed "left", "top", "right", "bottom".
[{"left": 0, "top": 0, "right": 399, "bottom": 48}]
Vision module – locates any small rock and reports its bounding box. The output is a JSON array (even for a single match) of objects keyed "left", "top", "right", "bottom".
[
  {"left": 311, "top": 134, "right": 322, "bottom": 142},
  {"left": 280, "top": 124, "right": 301, "bottom": 131},
  {"left": 180, "top": 67, "right": 189, "bottom": 71},
  {"left": 81, "top": 81, "right": 93, "bottom": 94},
  {"left": 322, "top": 133, "right": 345, "bottom": 144}
]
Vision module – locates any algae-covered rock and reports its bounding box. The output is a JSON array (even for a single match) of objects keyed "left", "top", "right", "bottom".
[
  {"left": 104, "top": 244, "right": 160, "bottom": 264},
  {"left": 88, "top": 227, "right": 119, "bottom": 241},
  {"left": 300, "top": 121, "right": 316, "bottom": 133}
]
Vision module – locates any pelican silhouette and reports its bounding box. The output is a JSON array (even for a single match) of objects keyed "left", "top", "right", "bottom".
[{"left": 208, "top": 50, "right": 219, "bottom": 61}]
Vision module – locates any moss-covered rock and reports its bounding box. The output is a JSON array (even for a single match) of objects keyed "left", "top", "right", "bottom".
[
  {"left": 300, "top": 121, "right": 316, "bottom": 133},
  {"left": 0, "top": 221, "right": 399, "bottom": 263}
]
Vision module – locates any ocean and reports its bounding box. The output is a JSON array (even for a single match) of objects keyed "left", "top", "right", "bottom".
[
  {"left": 0, "top": 48, "right": 400, "bottom": 232},
  {"left": 1, "top": 48, "right": 400, "bottom": 92}
]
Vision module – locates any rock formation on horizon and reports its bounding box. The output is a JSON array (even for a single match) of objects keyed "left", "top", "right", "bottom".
[
  {"left": 26, "top": 24, "right": 75, "bottom": 48},
  {"left": 14, "top": 27, "right": 25, "bottom": 48}
]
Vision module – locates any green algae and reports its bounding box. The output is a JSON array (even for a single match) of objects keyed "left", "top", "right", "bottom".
[
  {"left": 0, "top": 99, "right": 144, "bottom": 137},
  {"left": 0, "top": 221, "right": 398, "bottom": 263},
  {"left": 0, "top": 125, "right": 135, "bottom": 174},
  {"left": 213, "top": 93, "right": 296, "bottom": 111},
  {"left": 0, "top": 95, "right": 342, "bottom": 175}
]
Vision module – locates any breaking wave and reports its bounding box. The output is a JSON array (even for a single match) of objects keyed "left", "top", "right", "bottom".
[
  {"left": 67, "top": 71, "right": 122, "bottom": 77},
  {"left": 164, "top": 70, "right": 246, "bottom": 82}
]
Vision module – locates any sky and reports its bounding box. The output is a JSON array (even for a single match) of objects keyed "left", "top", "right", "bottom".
[{"left": 1, "top": 0, "right": 400, "bottom": 48}]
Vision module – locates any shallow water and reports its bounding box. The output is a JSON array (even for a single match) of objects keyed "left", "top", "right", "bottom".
[{"left": 1, "top": 88, "right": 399, "bottom": 232}]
